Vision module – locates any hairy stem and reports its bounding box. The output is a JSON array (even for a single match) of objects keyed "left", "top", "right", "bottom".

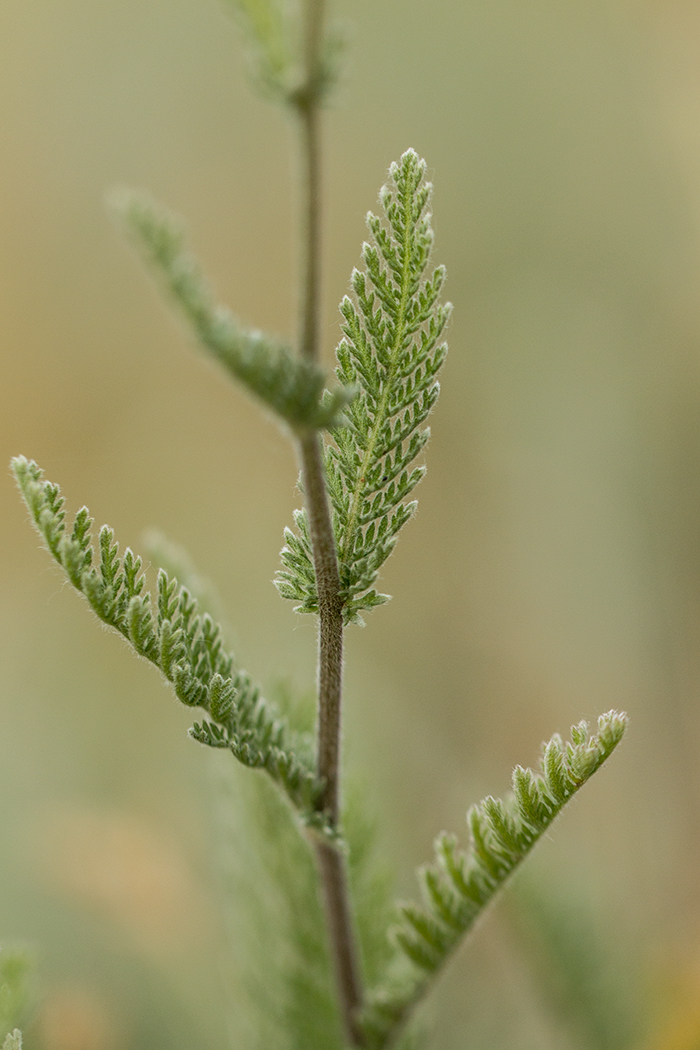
[
  {"left": 315, "top": 840, "right": 366, "bottom": 1047},
  {"left": 298, "top": 433, "right": 343, "bottom": 821},
  {"left": 292, "top": 1, "right": 365, "bottom": 1043},
  {"left": 299, "top": 424, "right": 365, "bottom": 1048}
]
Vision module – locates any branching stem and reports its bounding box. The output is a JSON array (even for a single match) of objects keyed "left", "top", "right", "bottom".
[{"left": 293, "top": 1, "right": 365, "bottom": 1044}]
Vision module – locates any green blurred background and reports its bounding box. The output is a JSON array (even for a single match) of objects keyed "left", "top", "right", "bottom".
[{"left": 3, "top": 0, "right": 700, "bottom": 1047}]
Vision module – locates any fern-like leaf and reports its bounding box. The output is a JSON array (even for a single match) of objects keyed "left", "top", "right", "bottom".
[
  {"left": 360, "top": 711, "right": 628, "bottom": 1049},
  {"left": 12, "top": 456, "right": 326, "bottom": 826},
  {"left": 111, "top": 191, "right": 353, "bottom": 432},
  {"left": 276, "top": 149, "right": 451, "bottom": 623}
]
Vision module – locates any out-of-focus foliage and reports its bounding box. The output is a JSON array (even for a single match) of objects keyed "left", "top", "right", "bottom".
[
  {"left": 212, "top": 751, "right": 420, "bottom": 1050},
  {"left": 0, "top": 947, "right": 30, "bottom": 1044},
  {"left": 113, "top": 191, "right": 353, "bottom": 432},
  {"left": 213, "top": 760, "right": 343, "bottom": 1050},
  {"left": 507, "top": 876, "right": 644, "bottom": 1050},
  {"left": 223, "top": 0, "right": 341, "bottom": 103}
]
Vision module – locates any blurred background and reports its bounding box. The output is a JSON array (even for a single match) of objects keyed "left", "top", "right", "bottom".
[{"left": 2, "top": 0, "right": 700, "bottom": 1047}]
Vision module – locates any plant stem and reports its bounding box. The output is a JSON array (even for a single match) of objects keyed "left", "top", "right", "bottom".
[
  {"left": 315, "top": 839, "right": 366, "bottom": 1047},
  {"left": 297, "top": 432, "right": 343, "bottom": 820},
  {"left": 299, "top": 416, "right": 366, "bottom": 1050},
  {"left": 296, "top": 74, "right": 321, "bottom": 362},
  {"left": 291, "top": 2, "right": 365, "bottom": 1044}
]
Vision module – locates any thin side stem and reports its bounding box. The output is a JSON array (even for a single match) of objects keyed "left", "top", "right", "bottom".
[{"left": 291, "top": 1, "right": 366, "bottom": 1043}]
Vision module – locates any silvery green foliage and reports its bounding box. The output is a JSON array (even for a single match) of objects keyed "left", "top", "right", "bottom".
[
  {"left": 361, "top": 712, "right": 628, "bottom": 1050},
  {"left": 149, "top": 534, "right": 398, "bottom": 1050},
  {"left": 276, "top": 150, "right": 451, "bottom": 624},
  {"left": 2, "top": 1032, "right": 21, "bottom": 1050},
  {"left": 111, "top": 191, "right": 353, "bottom": 432},
  {"left": 11, "top": 456, "right": 325, "bottom": 827},
  {"left": 12, "top": 132, "right": 630, "bottom": 1050},
  {"left": 150, "top": 541, "right": 344, "bottom": 1050}
]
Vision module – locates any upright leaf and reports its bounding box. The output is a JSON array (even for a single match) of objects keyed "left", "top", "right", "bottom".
[{"left": 277, "top": 150, "right": 451, "bottom": 623}]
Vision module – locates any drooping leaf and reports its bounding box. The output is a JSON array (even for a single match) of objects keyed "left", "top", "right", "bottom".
[{"left": 12, "top": 456, "right": 325, "bottom": 826}]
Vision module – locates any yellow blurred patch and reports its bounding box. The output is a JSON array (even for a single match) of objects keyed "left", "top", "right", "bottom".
[
  {"left": 640, "top": 941, "right": 700, "bottom": 1050},
  {"left": 38, "top": 986, "right": 120, "bottom": 1050},
  {"left": 642, "top": 1008, "right": 700, "bottom": 1050},
  {"left": 34, "top": 805, "right": 212, "bottom": 963}
]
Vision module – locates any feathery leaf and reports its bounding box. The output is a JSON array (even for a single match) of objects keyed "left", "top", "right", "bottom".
[
  {"left": 360, "top": 711, "right": 628, "bottom": 1049},
  {"left": 277, "top": 149, "right": 451, "bottom": 623},
  {"left": 11, "top": 456, "right": 326, "bottom": 827}
]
